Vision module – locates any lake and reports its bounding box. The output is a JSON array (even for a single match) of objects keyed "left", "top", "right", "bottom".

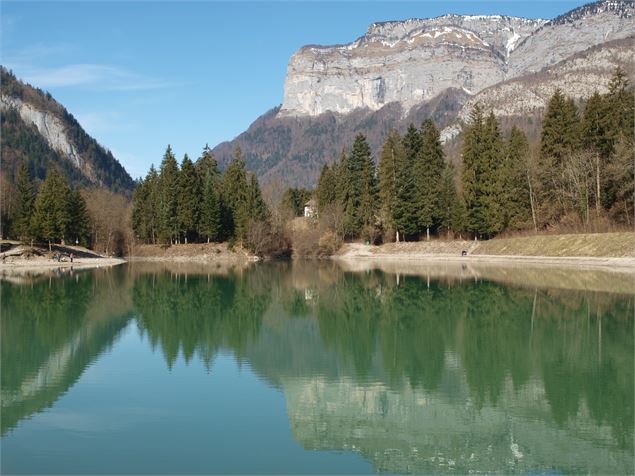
[{"left": 1, "top": 261, "right": 633, "bottom": 474}]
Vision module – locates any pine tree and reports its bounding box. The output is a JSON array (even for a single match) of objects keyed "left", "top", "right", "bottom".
[
  {"left": 31, "top": 168, "right": 71, "bottom": 247},
  {"left": 66, "top": 187, "right": 91, "bottom": 246},
  {"left": 462, "top": 106, "right": 503, "bottom": 238},
  {"left": 437, "top": 163, "right": 461, "bottom": 238},
  {"left": 223, "top": 145, "right": 250, "bottom": 239},
  {"left": 606, "top": 66, "right": 635, "bottom": 146},
  {"left": 402, "top": 123, "right": 422, "bottom": 163},
  {"left": 341, "top": 134, "right": 377, "bottom": 237},
  {"left": 602, "top": 68, "right": 635, "bottom": 212},
  {"left": 246, "top": 173, "right": 270, "bottom": 222},
  {"left": 199, "top": 174, "right": 222, "bottom": 242},
  {"left": 12, "top": 161, "right": 35, "bottom": 241},
  {"left": 538, "top": 90, "right": 581, "bottom": 223},
  {"left": 501, "top": 126, "right": 531, "bottom": 230},
  {"left": 387, "top": 126, "right": 421, "bottom": 241},
  {"left": 378, "top": 129, "right": 406, "bottom": 238},
  {"left": 415, "top": 119, "right": 445, "bottom": 240},
  {"left": 482, "top": 111, "right": 504, "bottom": 233},
  {"left": 158, "top": 145, "right": 179, "bottom": 244},
  {"left": 195, "top": 144, "right": 220, "bottom": 180},
  {"left": 176, "top": 154, "right": 201, "bottom": 243},
  {"left": 316, "top": 164, "right": 337, "bottom": 211},
  {"left": 145, "top": 165, "right": 160, "bottom": 243}
]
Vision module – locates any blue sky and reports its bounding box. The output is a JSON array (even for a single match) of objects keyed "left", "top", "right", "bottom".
[{"left": 2, "top": 1, "right": 588, "bottom": 179}]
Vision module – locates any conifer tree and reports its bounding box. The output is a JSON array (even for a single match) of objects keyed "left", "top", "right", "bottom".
[
  {"left": 66, "top": 187, "right": 91, "bottom": 246},
  {"left": 538, "top": 90, "right": 581, "bottom": 222},
  {"left": 13, "top": 161, "right": 35, "bottom": 241},
  {"left": 437, "top": 163, "right": 461, "bottom": 238},
  {"left": 199, "top": 176, "right": 222, "bottom": 242},
  {"left": 195, "top": 144, "right": 220, "bottom": 180},
  {"left": 176, "top": 154, "right": 201, "bottom": 243},
  {"left": 132, "top": 178, "right": 148, "bottom": 241},
  {"left": 316, "top": 164, "right": 337, "bottom": 211},
  {"left": 145, "top": 165, "right": 160, "bottom": 243},
  {"left": 378, "top": 129, "right": 406, "bottom": 238},
  {"left": 223, "top": 145, "right": 250, "bottom": 239},
  {"left": 246, "top": 173, "right": 270, "bottom": 222},
  {"left": 462, "top": 106, "right": 503, "bottom": 238},
  {"left": 501, "top": 126, "right": 531, "bottom": 230},
  {"left": 158, "top": 146, "right": 179, "bottom": 244},
  {"left": 387, "top": 126, "right": 421, "bottom": 240},
  {"left": 540, "top": 89, "right": 580, "bottom": 166},
  {"left": 415, "top": 119, "right": 445, "bottom": 240},
  {"left": 31, "top": 168, "right": 71, "bottom": 247},
  {"left": 341, "top": 134, "right": 377, "bottom": 237},
  {"left": 196, "top": 146, "right": 222, "bottom": 242},
  {"left": 402, "top": 123, "right": 422, "bottom": 163}
]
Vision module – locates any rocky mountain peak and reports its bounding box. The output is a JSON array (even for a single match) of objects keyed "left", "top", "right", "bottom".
[{"left": 280, "top": 1, "right": 633, "bottom": 117}]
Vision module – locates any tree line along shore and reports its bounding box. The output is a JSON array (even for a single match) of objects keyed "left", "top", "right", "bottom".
[{"left": 1, "top": 68, "right": 633, "bottom": 260}]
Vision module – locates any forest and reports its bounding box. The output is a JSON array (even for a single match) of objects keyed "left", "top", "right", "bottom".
[{"left": 2, "top": 68, "right": 633, "bottom": 257}]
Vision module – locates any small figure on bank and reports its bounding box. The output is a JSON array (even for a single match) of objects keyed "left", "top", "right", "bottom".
[{"left": 70, "top": 253, "right": 74, "bottom": 263}]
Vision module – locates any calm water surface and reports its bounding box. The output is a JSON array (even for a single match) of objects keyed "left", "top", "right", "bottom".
[{"left": 1, "top": 261, "right": 633, "bottom": 474}]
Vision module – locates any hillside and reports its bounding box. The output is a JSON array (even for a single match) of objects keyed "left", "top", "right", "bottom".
[
  {"left": 212, "top": 0, "right": 634, "bottom": 188},
  {"left": 213, "top": 88, "right": 468, "bottom": 188},
  {"left": 0, "top": 67, "right": 134, "bottom": 194}
]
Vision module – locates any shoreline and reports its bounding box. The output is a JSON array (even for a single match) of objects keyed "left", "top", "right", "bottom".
[
  {"left": 334, "top": 251, "right": 635, "bottom": 271},
  {"left": 0, "top": 257, "right": 126, "bottom": 272}
]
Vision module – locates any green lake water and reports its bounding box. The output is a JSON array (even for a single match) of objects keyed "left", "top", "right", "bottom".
[{"left": 1, "top": 261, "right": 633, "bottom": 474}]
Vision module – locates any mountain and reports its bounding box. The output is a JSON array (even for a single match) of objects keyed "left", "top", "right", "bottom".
[
  {"left": 0, "top": 68, "right": 134, "bottom": 194},
  {"left": 213, "top": 0, "right": 635, "bottom": 188}
]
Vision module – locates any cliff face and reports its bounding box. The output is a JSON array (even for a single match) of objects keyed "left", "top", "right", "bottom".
[
  {"left": 214, "top": 0, "right": 634, "bottom": 188},
  {"left": 0, "top": 68, "right": 134, "bottom": 193},
  {"left": 280, "top": 0, "right": 634, "bottom": 118},
  {"left": 280, "top": 16, "right": 544, "bottom": 117}
]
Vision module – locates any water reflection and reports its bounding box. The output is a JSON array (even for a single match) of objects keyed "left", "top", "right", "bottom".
[{"left": 1, "top": 261, "right": 632, "bottom": 474}]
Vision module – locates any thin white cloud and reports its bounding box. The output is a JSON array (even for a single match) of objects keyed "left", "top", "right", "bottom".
[{"left": 4, "top": 63, "right": 170, "bottom": 91}]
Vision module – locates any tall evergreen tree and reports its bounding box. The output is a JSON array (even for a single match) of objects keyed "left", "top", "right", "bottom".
[
  {"left": 145, "top": 165, "right": 160, "bottom": 243},
  {"left": 158, "top": 146, "right": 179, "bottom": 244},
  {"left": 196, "top": 146, "right": 222, "bottom": 243},
  {"left": 316, "top": 164, "right": 337, "bottom": 212},
  {"left": 540, "top": 90, "right": 580, "bottom": 164},
  {"left": 538, "top": 90, "right": 581, "bottom": 222},
  {"left": 402, "top": 123, "right": 422, "bottom": 163},
  {"left": 341, "top": 134, "right": 377, "bottom": 237},
  {"left": 195, "top": 144, "right": 220, "bottom": 180},
  {"left": 223, "top": 145, "right": 250, "bottom": 239},
  {"left": 246, "top": 173, "right": 270, "bottom": 223},
  {"left": 66, "top": 187, "right": 91, "bottom": 246},
  {"left": 437, "top": 163, "right": 462, "bottom": 238},
  {"left": 176, "top": 154, "right": 201, "bottom": 243},
  {"left": 414, "top": 119, "right": 445, "bottom": 240},
  {"left": 501, "top": 126, "right": 531, "bottom": 230},
  {"left": 31, "top": 168, "right": 71, "bottom": 247},
  {"left": 12, "top": 161, "right": 35, "bottom": 241},
  {"left": 462, "top": 106, "right": 503, "bottom": 238},
  {"left": 378, "top": 129, "right": 406, "bottom": 238},
  {"left": 388, "top": 126, "right": 421, "bottom": 240}
]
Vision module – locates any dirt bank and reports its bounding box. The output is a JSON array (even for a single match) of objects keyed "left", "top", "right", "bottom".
[
  {"left": 128, "top": 242, "right": 257, "bottom": 263},
  {"left": 0, "top": 242, "right": 125, "bottom": 271},
  {"left": 336, "top": 232, "right": 635, "bottom": 270}
]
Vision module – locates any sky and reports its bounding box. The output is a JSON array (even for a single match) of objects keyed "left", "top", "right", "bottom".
[{"left": 2, "top": 1, "right": 589, "bottom": 179}]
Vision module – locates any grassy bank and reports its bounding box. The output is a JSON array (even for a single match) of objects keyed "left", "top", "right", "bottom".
[
  {"left": 129, "top": 242, "right": 257, "bottom": 262},
  {"left": 337, "top": 232, "right": 635, "bottom": 263}
]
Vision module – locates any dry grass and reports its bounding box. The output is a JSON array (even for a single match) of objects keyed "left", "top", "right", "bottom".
[{"left": 473, "top": 232, "right": 635, "bottom": 258}]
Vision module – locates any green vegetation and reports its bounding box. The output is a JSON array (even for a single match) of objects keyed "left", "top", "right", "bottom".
[
  {"left": 132, "top": 145, "right": 275, "bottom": 253},
  {"left": 312, "top": 67, "right": 633, "bottom": 242},
  {"left": 6, "top": 165, "right": 92, "bottom": 247},
  {"left": 0, "top": 67, "right": 134, "bottom": 194}
]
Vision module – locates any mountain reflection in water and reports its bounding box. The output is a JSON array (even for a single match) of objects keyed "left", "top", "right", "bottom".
[{"left": 1, "top": 261, "right": 633, "bottom": 474}]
